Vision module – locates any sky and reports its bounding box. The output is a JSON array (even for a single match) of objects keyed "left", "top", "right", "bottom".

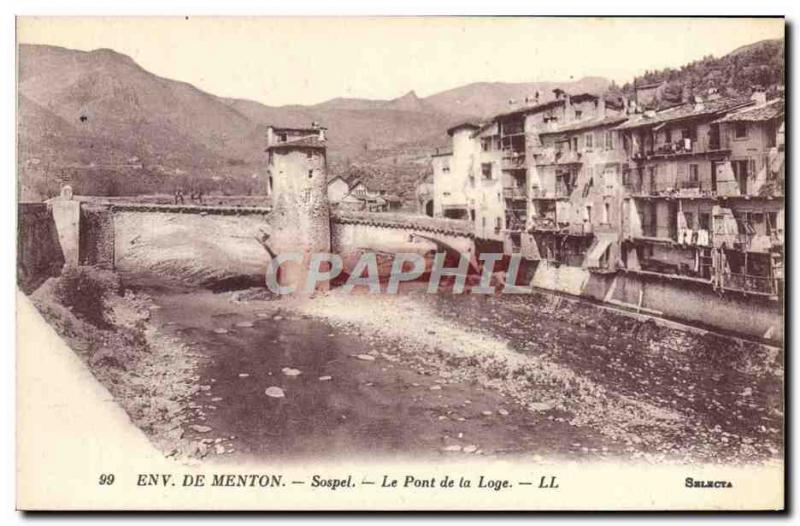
[{"left": 17, "top": 17, "right": 785, "bottom": 107}]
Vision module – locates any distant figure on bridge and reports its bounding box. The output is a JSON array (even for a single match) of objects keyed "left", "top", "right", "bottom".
[{"left": 174, "top": 189, "right": 184, "bottom": 205}]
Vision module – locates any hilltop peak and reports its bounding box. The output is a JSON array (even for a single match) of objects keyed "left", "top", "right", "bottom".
[{"left": 384, "top": 89, "right": 428, "bottom": 112}]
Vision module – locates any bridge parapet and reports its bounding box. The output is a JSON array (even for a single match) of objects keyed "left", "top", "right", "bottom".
[
  {"left": 332, "top": 210, "right": 474, "bottom": 238},
  {"left": 107, "top": 203, "right": 272, "bottom": 216}
]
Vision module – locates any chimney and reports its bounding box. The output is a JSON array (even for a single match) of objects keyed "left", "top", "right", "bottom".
[
  {"left": 751, "top": 87, "right": 767, "bottom": 107},
  {"left": 266, "top": 126, "right": 275, "bottom": 146},
  {"left": 693, "top": 94, "right": 705, "bottom": 112},
  {"left": 318, "top": 127, "right": 327, "bottom": 141}
]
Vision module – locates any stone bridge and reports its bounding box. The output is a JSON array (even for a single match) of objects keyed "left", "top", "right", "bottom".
[{"left": 18, "top": 195, "right": 477, "bottom": 292}]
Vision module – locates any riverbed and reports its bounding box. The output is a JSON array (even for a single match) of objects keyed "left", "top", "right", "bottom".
[{"left": 127, "top": 277, "right": 782, "bottom": 465}]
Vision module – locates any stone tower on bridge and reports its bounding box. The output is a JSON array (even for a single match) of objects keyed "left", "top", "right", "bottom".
[{"left": 265, "top": 124, "right": 331, "bottom": 293}]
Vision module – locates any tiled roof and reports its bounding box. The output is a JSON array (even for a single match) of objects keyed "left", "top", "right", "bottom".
[
  {"left": 539, "top": 115, "right": 628, "bottom": 136},
  {"left": 494, "top": 99, "right": 564, "bottom": 121},
  {"left": 713, "top": 99, "right": 784, "bottom": 123},
  {"left": 447, "top": 122, "right": 481, "bottom": 136},
  {"left": 266, "top": 135, "right": 326, "bottom": 150},
  {"left": 614, "top": 97, "right": 753, "bottom": 131}
]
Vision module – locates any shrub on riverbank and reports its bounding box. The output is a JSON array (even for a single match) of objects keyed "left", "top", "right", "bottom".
[{"left": 53, "top": 265, "right": 120, "bottom": 327}]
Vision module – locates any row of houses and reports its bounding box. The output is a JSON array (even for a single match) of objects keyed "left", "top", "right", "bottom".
[
  {"left": 326, "top": 174, "right": 402, "bottom": 212},
  {"left": 430, "top": 87, "right": 785, "bottom": 299}
]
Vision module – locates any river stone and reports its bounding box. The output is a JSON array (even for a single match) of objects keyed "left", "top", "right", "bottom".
[
  {"left": 213, "top": 328, "right": 228, "bottom": 334},
  {"left": 211, "top": 397, "right": 223, "bottom": 402},
  {"left": 481, "top": 410, "right": 493, "bottom": 417},
  {"left": 498, "top": 408, "right": 510, "bottom": 416},
  {"left": 429, "top": 385, "right": 442, "bottom": 391},
  {"left": 281, "top": 367, "right": 302, "bottom": 377},
  {"left": 190, "top": 425, "right": 212, "bottom": 433},
  {"left": 463, "top": 445, "right": 478, "bottom": 453},
  {"left": 235, "top": 321, "right": 254, "bottom": 328},
  {"left": 355, "top": 354, "right": 375, "bottom": 361},
  {"left": 442, "top": 445, "right": 462, "bottom": 452},
  {"left": 529, "top": 402, "right": 554, "bottom": 412},
  {"left": 215, "top": 444, "right": 226, "bottom": 455},
  {"left": 265, "top": 386, "right": 285, "bottom": 398},
  {"left": 238, "top": 373, "right": 250, "bottom": 378},
  {"left": 318, "top": 375, "right": 332, "bottom": 381}
]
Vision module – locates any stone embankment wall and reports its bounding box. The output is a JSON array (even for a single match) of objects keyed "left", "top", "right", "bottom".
[
  {"left": 17, "top": 203, "right": 65, "bottom": 293},
  {"left": 529, "top": 260, "right": 783, "bottom": 342}
]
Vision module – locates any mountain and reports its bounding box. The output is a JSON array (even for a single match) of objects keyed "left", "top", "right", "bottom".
[
  {"left": 423, "top": 77, "right": 612, "bottom": 117},
  {"left": 17, "top": 43, "right": 615, "bottom": 202},
  {"left": 622, "top": 39, "right": 785, "bottom": 106}
]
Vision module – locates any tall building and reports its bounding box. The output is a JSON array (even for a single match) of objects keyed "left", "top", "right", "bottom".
[
  {"left": 432, "top": 88, "right": 785, "bottom": 300},
  {"left": 265, "top": 124, "right": 331, "bottom": 291}
]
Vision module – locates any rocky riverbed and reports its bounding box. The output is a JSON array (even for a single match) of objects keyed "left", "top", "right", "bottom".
[{"left": 31, "top": 270, "right": 783, "bottom": 465}]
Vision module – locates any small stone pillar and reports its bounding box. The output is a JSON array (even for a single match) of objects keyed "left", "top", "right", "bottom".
[{"left": 49, "top": 186, "right": 81, "bottom": 267}]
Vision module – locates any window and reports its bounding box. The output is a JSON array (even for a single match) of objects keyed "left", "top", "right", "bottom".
[
  {"left": 684, "top": 212, "right": 694, "bottom": 230},
  {"left": 648, "top": 166, "right": 657, "bottom": 190},
  {"left": 604, "top": 131, "right": 614, "bottom": 150},
  {"left": 584, "top": 204, "right": 592, "bottom": 223},
  {"left": 481, "top": 138, "right": 492, "bottom": 152},
  {"left": 306, "top": 151, "right": 313, "bottom": 159},
  {"left": 585, "top": 133, "right": 594, "bottom": 149},
  {"left": 664, "top": 128, "right": 672, "bottom": 143},
  {"left": 571, "top": 137, "right": 579, "bottom": 151},
  {"left": 732, "top": 160, "right": 749, "bottom": 194},
  {"left": 767, "top": 123, "right": 777, "bottom": 147},
  {"left": 767, "top": 212, "right": 778, "bottom": 235},
  {"left": 735, "top": 123, "right": 748, "bottom": 139},
  {"left": 495, "top": 217, "right": 502, "bottom": 231},
  {"left": 689, "top": 164, "right": 699, "bottom": 183},
  {"left": 481, "top": 163, "right": 493, "bottom": 179},
  {"left": 575, "top": 110, "right": 583, "bottom": 119},
  {"left": 603, "top": 203, "right": 610, "bottom": 224},
  {"left": 622, "top": 165, "right": 631, "bottom": 186},
  {"left": 308, "top": 169, "right": 314, "bottom": 179},
  {"left": 699, "top": 213, "right": 711, "bottom": 231}
]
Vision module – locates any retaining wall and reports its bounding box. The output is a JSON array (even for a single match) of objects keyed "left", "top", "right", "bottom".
[{"left": 17, "top": 203, "right": 65, "bottom": 293}]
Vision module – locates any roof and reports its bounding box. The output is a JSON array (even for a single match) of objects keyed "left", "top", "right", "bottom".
[
  {"left": 268, "top": 125, "right": 327, "bottom": 133},
  {"left": 327, "top": 175, "right": 347, "bottom": 186},
  {"left": 635, "top": 81, "right": 667, "bottom": 90},
  {"left": 266, "top": 135, "right": 326, "bottom": 151},
  {"left": 431, "top": 150, "right": 453, "bottom": 158},
  {"left": 538, "top": 115, "right": 628, "bottom": 136},
  {"left": 614, "top": 97, "right": 753, "bottom": 131},
  {"left": 447, "top": 122, "right": 481, "bottom": 136},
  {"left": 570, "top": 93, "right": 600, "bottom": 104},
  {"left": 713, "top": 99, "right": 784, "bottom": 123},
  {"left": 494, "top": 99, "right": 565, "bottom": 121}
]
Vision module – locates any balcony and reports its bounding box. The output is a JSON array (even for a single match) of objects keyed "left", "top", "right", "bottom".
[
  {"left": 555, "top": 150, "right": 582, "bottom": 164},
  {"left": 502, "top": 186, "right": 527, "bottom": 200},
  {"left": 501, "top": 149, "right": 526, "bottom": 170},
  {"left": 529, "top": 184, "right": 571, "bottom": 200},
  {"left": 721, "top": 272, "right": 776, "bottom": 296}
]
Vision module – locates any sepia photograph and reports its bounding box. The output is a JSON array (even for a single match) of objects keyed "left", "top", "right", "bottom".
[{"left": 14, "top": 15, "right": 786, "bottom": 511}]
